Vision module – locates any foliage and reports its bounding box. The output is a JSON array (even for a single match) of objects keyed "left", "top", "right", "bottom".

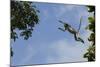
[
  {"left": 11, "top": 0, "right": 39, "bottom": 41},
  {"left": 84, "top": 45, "right": 95, "bottom": 61},
  {"left": 84, "top": 6, "right": 95, "bottom": 61},
  {"left": 11, "top": 47, "right": 13, "bottom": 57},
  {"left": 11, "top": 0, "right": 39, "bottom": 57}
]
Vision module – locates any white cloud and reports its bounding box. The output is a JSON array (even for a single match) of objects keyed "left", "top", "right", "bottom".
[
  {"left": 19, "top": 44, "right": 37, "bottom": 65},
  {"left": 20, "top": 38, "right": 89, "bottom": 65},
  {"left": 52, "top": 5, "right": 75, "bottom": 18},
  {"left": 42, "top": 9, "right": 49, "bottom": 21},
  {"left": 77, "top": 7, "right": 89, "bottom": 18},
  {"left": 45, "top": 39, "right": 88, "bottom": 63}
]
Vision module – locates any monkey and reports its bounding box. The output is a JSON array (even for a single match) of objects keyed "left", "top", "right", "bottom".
[{"left": 58, "top": 20, "right": 84, "bottom": 44}]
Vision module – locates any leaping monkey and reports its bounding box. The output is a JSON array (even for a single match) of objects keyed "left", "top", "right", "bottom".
[{"left": 58, "top": 17, "right": 84, "bottom": 44}]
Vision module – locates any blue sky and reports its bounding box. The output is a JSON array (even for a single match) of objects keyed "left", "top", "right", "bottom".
[{"left": 11, "top": 2, "right": 92, "bottom": 66}]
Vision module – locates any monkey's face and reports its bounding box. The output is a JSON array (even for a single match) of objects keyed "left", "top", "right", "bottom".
[{"left": 64, "top": 24, "right": 69, "bottom": 29}]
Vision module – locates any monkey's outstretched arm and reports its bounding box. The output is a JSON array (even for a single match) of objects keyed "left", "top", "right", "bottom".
[
  {"left": 59, "top": 20, "right": 66, "bottom": 25},
  {"left": 58, "top": 27, "right": 65, "bottom": 32}
]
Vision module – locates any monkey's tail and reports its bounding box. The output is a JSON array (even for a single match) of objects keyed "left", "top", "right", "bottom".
[{"left": 77, "top": 16, "right": 83, "bottom": 33}]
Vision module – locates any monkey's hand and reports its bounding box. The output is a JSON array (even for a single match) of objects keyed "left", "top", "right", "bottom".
[{"left": 58, "top": 27, "right": 65, "bottom": 32}]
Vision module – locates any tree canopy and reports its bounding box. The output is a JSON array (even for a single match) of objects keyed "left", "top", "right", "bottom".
[
  {"left": 84, "top": 6, "right": 95, "bottom": 61},
  {"left": 11, "top": 1, "right": 39, "bottom": 57},
  {"left": 11, "top": 1, "right": 39, "bottom": 41}
]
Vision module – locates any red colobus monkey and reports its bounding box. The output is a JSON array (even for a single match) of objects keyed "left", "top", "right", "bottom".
[{"left": 58, "top": 20, "right": 84, "bottom": 44}]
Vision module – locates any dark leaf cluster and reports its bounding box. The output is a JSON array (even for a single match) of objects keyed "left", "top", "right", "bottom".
[
  {"left": 11, "top": 1, "right": 39, "bottom": 41},
  {"left": 84, "top": 6, "right": 95, "bottom": 61}
]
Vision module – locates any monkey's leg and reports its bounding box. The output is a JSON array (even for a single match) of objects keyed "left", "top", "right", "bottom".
[
  {"left": 74, "top": 33, "right": 78, "bottom": 41},
  {"left": 58, "top": 27, "right": 65, "bottom": 32},
  {"left": 78, "top": 37, "right": 84, "bottom": 43},
  {"left": 73, "top": 33, "right": 84, "bottom": 43}
]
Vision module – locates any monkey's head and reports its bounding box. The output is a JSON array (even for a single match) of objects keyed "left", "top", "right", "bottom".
[{"left": 64, "top": 23, "right": 69, "bottom": 29}]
